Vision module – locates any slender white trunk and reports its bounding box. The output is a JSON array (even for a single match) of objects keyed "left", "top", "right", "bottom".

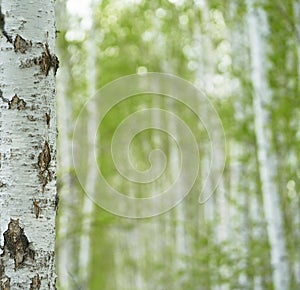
[
  {"left": 229, "top": 142, "right": 251, "bottom": 289},
  {"left": 0, "top": 0, "right": 57, "bottom": 288},
  {"left": 193, "top": 11, "right": 218, "bottom": 288},
  {"left": 294, "top": 0, "right": 300, "bottom": 86},
  {"left": 246, "top": 1, "right": 290, "bottom": 289},
  {"left": 229, "top": 5, "right": 263, "bottom": 288},
  {"left": 55, "top": 3, "right": 76, "bottom": 289},
  {"left": 56, "top": 44, "right": 74, "bottom": 290},
  {"left": 150, "top": 97, "right": 167, "bottom": 285},
  {"left": 215, "top": 179, "right": 230, "bottom": 290},
  {"left": 78, "top": 9, "right": 97, "bottom": 287},
  {"left": 292, "top": 3, "right": 300, "bottom": 286},
  {"left": 167, "top": 99, "right": 188, "bottom": 282},
  {"left": 250, "top": 195, "right": 264, "bottom": 290},
  {"left": 202, "top": 156, "right": 218, "bottom": 290}
]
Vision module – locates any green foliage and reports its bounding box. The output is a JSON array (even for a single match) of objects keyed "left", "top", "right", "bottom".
[{"left": 56, "top": 0, "right": 300, "bottom": 288}]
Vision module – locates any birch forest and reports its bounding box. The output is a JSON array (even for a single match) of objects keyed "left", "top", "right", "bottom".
[{"left": 55, "top": 0, "right": 300, "bottom": 289}]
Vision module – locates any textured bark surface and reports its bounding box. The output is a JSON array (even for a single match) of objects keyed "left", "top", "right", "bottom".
[{"left": 0, "top": 0, "right": 57, "bottom": 288}]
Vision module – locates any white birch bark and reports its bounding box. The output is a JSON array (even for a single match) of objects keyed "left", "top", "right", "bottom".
[
  {"left": 0, "top": 0, "right": 57, "bottom": 288},
  {"left": 246, "top": 1, "right": 290, "bottom": 289}
]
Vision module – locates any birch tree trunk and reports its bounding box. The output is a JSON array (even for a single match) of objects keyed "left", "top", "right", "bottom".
[
  {"left": 246, "top": 1, "right": 290, "bottom": 289},
  {"left": 0, "top": 0, "right": 57, "bottom": 288}
]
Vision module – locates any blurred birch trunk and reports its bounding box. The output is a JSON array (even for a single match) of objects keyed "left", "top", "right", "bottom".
[
  {"left": 79, "top": 3, "right": 98, "bottom": 287},
  {"left": 246, "top": 1, "right": 290, "bottom": 289},
  {"left": 56, "top": 1, "right": 78, "bottom": 289}
]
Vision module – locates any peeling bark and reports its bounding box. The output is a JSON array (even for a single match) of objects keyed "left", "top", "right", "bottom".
[
  {"left": 40, "top": 44, "right": 59, "bottom": 76},
  {"left": 1, "top": 219, "right": 35, "bottom": 270},
  {"left": 8, "top": 94, "right": 26, "bottom": 110},
  {"left": 14, "top": 34, "right": 32, "bottom": 53},
  {"left": 38, "top": 141, "right": 52, "bottom": 191},
  {"left": 17, "top": 44, "right": 59, "bottom": 76}
]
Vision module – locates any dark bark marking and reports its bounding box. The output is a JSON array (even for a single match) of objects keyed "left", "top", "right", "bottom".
[
  {"left": 27, "top": 115, "right": 37, "bottom": 121},
  {"left": 38, "top": 141, "right": 52, "bottom": 191},
  {"left": 39, "top": 44, "right": 59, "bottom": 76},
  {"left": 19, "top": 59, "right": 36, "bottom": 69},
  {"left": 0, "top": 260, "right": 3, "bottom": 277},
  {"left": 33, "top": 201, "right": 40, "bottom": 219},
  {"left": 0, "top": 275, "right": 10, "bottom": 290},
  {"left": 0, "top": 89, "right": 9, "bottom": 104},
  {"left": 1, "top": 219, "right": 35, "bottom": 270},
  {"left": 40, "top": 44, "right": 51, "bottom": 76},
  {"left": 0, "top": 5, "right": 12, "bottom": 43},
  {"left": 54, "top": 193, "right": 59, "bottom": 212},
  {"left": 38, "top": 142, "right": 51, "bottom": 172},
  {"left": 45, "top": 112, "right": 50, "bottom": 128},
  {"left": 30, "top": 274, "right": 41, "bottom": 290},
  {"left": 51, "top": 54, "right": 59, "bottom": 76},
  {"left": 18, "top": 44, "right": 59, "bottom": 76},
  {"left": 8, "top": 94, "right": 26, "bottom": 110},
  {"left": 0, "top": 259, "right": 10, "bottom": 289},
  {"left": 14, "top": 34, "right": 32, "bottom": 53}
]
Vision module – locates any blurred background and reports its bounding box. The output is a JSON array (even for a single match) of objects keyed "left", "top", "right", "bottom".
[{"left": 55, "top": 0, "right": 300, "bottom": 289}]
